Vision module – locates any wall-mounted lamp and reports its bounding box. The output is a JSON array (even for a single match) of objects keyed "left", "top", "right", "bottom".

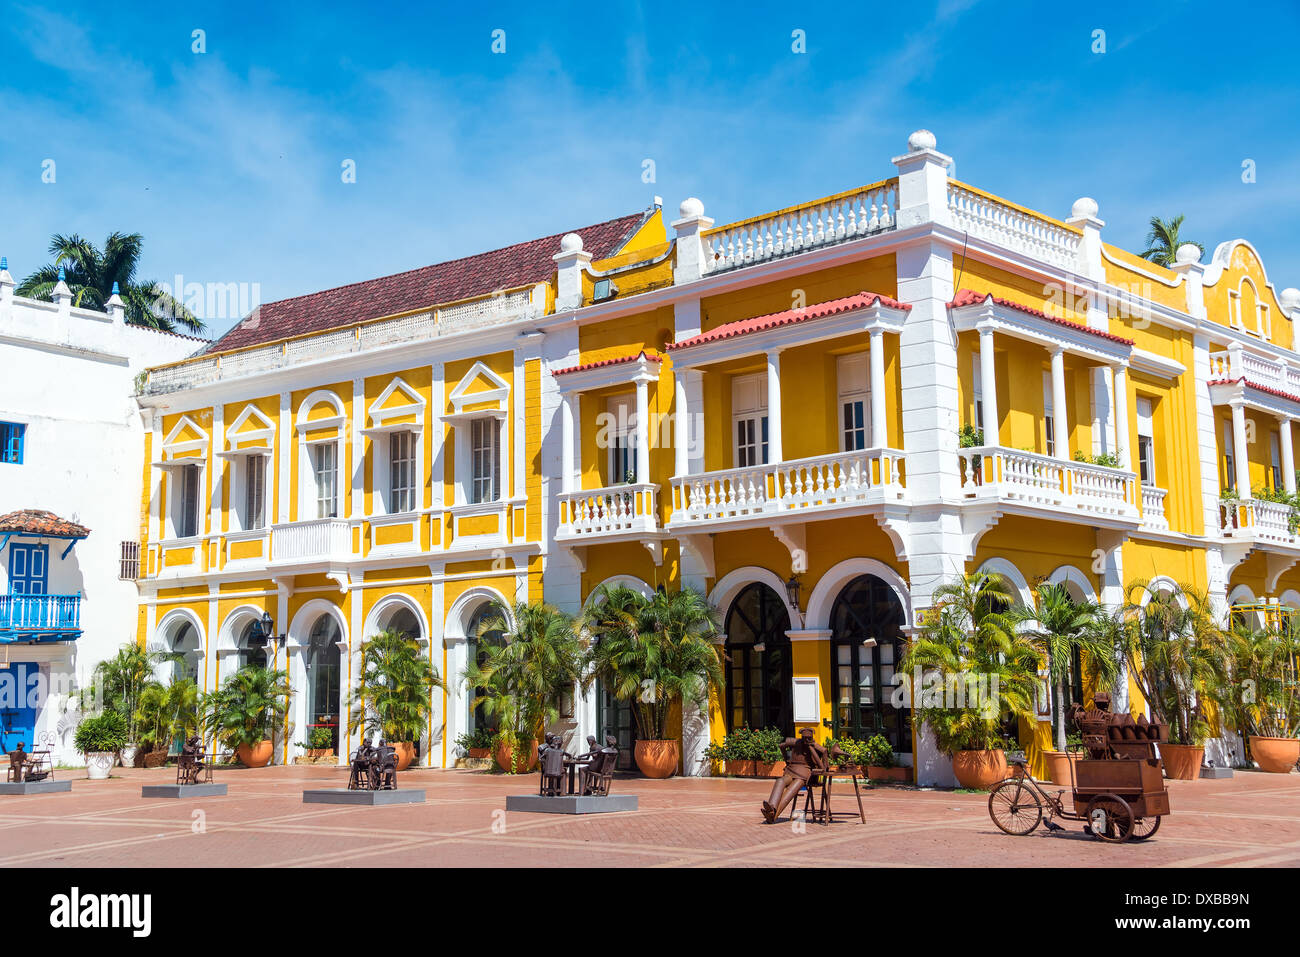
[{"left": 784, "top": 574, "right": 802, "bottom": 614}]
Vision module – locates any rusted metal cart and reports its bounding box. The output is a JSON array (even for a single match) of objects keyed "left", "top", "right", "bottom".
[{"left": 987, "top": 693, "right": 1171, "bottom": 843}]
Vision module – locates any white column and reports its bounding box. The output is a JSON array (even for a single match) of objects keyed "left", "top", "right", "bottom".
[
  {"left": 634, "top": 376, "right": 650, "bottom": 484},
  {"left": 766, "top": 349, "right": 783, "bottom": 464},
  {"left": 673, "top": 372, "right": 689, "bottom": 477},
  {"left": 978, "top": 324, "right": 999, "bottom": 444},
  {"left": 1112, "top": 364, "right": 1131, "bottom": 471},
  {"left": 1231, "top": 401, "right": 1251, "bottom": 495},
  {"left": 559, "top": 391, "right": 575, "bottom": 494},
  {"left": 869, "top": 329, "right": 887, "bottom": 447},
  {"left": 1280, "top": 417, "right": 1296, "bottom": 494},
  {"left": 1050, "top": 348, "right": 1069, "bottom": 460}
]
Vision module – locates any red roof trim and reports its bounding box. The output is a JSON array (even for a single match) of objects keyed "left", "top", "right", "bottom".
[
  {"left": 949, "top": 289, "right": 1135, "bottom": 346},
  {"left": 1208, "top": 377, "right": 1300, "bottom": 405},
  {"left": 0, "top": 509, "right": 90, "bottom": 539},
  {"left": 666, "top": 291, "right": 909, "bottom": 352},
  {"left": 552, "top": 351, "right": 663, "bottom": 377}
]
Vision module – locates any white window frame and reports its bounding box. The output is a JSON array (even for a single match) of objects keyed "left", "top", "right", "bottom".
[
  {"left": 1135, "top": 396, "right": 1156, "bottom": 488},
  {"left": 1042, "top": 371, "right": 1056, "bottom": 457},
  {"left": 1270, "top": 431, "right": 1283, "bottom": 491},
  {"left": 731, "top": 372, "right": 769, "bottom": 468},
  {"left": 1223, "top": 420, "right": 1237, "bottom": 492},
  {"left": 468, "top": 417, "right": 501, "bottom": 505},
  {"left": 837, "top": 353, "right": 870, "bottom": 451},
  {"left": 169, "top": 462, "right": 202, "bottom": 540},
  {"left": 311, "top": 441, "right": 339, "bottom": 519},
  {"left": 972, "top": 353, "right": 984, "bottom": 435},
  {"left": 605, "top": 394, "right": 637, "bottom": 485},
  {"left": 388, "top": 429, "right": 416, "bottom": 514}
]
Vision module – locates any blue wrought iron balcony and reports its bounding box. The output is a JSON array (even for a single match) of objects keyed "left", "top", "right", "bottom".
[{"left": 0, "top": 594, "right": 83, "bottom": 643}]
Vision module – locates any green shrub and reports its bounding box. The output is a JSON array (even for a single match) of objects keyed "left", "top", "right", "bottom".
[
  {"left": 454, "top": 727, "right": 496, "bottom": 753},
  {"left": 74, "top": 711, "right": 129, "bottom": 754}
]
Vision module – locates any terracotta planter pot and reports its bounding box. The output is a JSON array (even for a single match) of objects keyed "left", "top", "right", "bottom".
[
  {"left": 951, "top": 749, "right": 1007, "bottom": 789},
  {"left": 867, "top": 765, "right": 910, "bottom": 782},
  {"left": 236, "top": 740, "right": 273, "bottom": 768},
  {"left": 495, "top": 738, "right": 538, "bottom": 773},
  {"left": 634, "top": 739, "right": 680, "bottom": 778},
  {"left": 142, "top": 749, "right": 169, "bottom": 769},
  {"left": 1249, "top": 736, "right": 1300, "bottom": 773},
  {"left": 756, "top": 760, "right": 786, "bottom": 778},
  {"left": 1160, "top": 743, "right": 1204, "bottom": 780},
  {"left": 1043, "top": 751, "right": 1083, "bottom": 785},
  {"left": 726, "top": 759, "right": 757, "bottom": 777},
  {"left": 390, "top": 741, "right": 415, "bottom": 771},
  {"left": 467, "top": 748, "right": 490, "bottom": 759},
  {"left": 305, "top": 748, "right": 335, "bottom": 760}
]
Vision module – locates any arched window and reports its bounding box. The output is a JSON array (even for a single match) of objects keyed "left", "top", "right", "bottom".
[
  {"left": 167, "top": 620, "right": 202, "bottom": 684},
  {"left": 723, "top": 583, "right": 792, "bottom": 734},
  {"left": 236, "top": 619, "right": 268, "bottom": 671},
  {"left": 467, "top": 603, "right": 506, "bottom": 735},
  {"left": 384, "top": 606, "right": 421, "bottom": 641},
  {"left": 307, "top": 615, "right": 342, "bottom": 750},
  {"left": 830, "top": 575, "right": 910, "bottom": 752}
]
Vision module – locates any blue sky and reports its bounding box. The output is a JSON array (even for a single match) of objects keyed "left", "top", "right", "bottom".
[{"left": 2, "top": 0, "right": 1298, "bottom": 338}]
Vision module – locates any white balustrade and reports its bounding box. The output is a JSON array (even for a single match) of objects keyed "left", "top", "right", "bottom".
[
  {"left": 143, "top": 287, "right": 539, "bottom": 395},
  {"left": 1207, "top": 347, "right": 1300, "bottom": 394},
  {"left": 271, "top": 518, "right": 352, "bottom": 563},
  {"left": 670, "top": 448, "right": 903, "bottom": 526},
  {"left": 959, "top": 446, "right": 1136, "bottom": 518},
  {"left": 947, "top": 183, "right": 1081, "bottom": 271},
  {"left": 1221, "top": 498, "right": 1296, "bottom": 545},
  {"left": 557, "top": 484, "right": 658, "bottom": 538},
  {"left": 1139, "top": 485, "right": 1169, "bottom": 532},
  {"left": 702, "top": 181, "right": 897, "bottom": 275}
]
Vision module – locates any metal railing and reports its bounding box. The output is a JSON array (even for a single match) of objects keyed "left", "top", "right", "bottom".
[{"left": 0, "top": 594, "right": 82, "bottom": 634}]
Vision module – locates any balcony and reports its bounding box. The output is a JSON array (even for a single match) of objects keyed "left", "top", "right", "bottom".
[
  {"left": 0, "top": 594, "right": 82, "bottom": 643},
  {"left": 270, "top": 519, "right": 353, "bottom": 565},
  {"left": 668, "top": 448, "right": 905, "bottom": 531},
  {"left": 1139, "top": 485, "right": 1170, "bottom": 532},
  {"left": 1220, "top": 498, "right": 1300, "bottom": 549},
  {"left": 958, "top": 446, "right": 1138, "bottom": 524},
  {"left": 556, "top": 484, "right": 659, "bottom": 542}
]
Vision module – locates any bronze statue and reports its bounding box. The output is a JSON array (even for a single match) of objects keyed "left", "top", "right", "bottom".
[
  {"left": 579, "top": 734, "right": 620, "bottom": 796},
  {"left": 176, "top": 735, "right": 211, "bottom": 786},
  {"left": 538, "top": 734, "right": 571, "bottom": 796},
  {"left": 6, "top": 741, "right": 51, "bottom": 784},
  {"left": 7, "top": 741, "right": 27, "bottom": 783},
  {"left": 347, "top": 736, "right": 396, "bottom": 790},
  {"left": 761, "top": 728, "right": 828, "bottom": 824}
]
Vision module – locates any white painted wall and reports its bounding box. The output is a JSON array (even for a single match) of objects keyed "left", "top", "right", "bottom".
[{"left": 0, "top": 274, "right": 200, "bottom": 763}]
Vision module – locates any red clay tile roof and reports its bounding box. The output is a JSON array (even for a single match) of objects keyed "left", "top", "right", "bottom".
[
  {"left": 1208, "top": 377, "right": 1300, "bottom": 405},
  {"left": 0, "top": 510, "right": 90, "bottom": 539},
  {"left": 949, "top": 289, "right": 1135, "bottom": 346},
  {"left": 666, "top": 291, "right": 910, "bottom": 352},
  {"left": 552, "top": 351, "right": 663, "bottom": 377},
  {"left": 207, "top": 210, "right": 653, "bottom": 353}
]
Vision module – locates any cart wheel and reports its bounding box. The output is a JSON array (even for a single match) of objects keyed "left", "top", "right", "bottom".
[
  {"left": 988, "top": 779, "right": 1043, "bottom": 836},
  {"left": 1130, "top": 815, "right": 1161, "bottom": 841},
  {"left": 1085, "top": 794, "right": 1134, "bottom": 843}
]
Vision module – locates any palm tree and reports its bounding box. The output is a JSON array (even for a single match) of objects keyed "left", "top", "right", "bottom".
[
  {"left": 347, "top": 628, "right": 447, "bottom": 743},
  {"left": 901, "top": 572, "right": 1042, "bottom": 754},
  {"left": 16, "top": 231, "right": 204, "bottom": 334},
  {"left": 580, "top": 585, "right": 724, "bottom": 743},
  {"left": 83, "top": 644, "right": 183, "bottom": 745},
  {"left": 1217, "top": 619, "right": 1300, "bottom": 746},
  {"left": 1122, "top": 580, "right": 1227, "bottom": 746},
  {"left": 462, "top": 601, "right": 584, "bottom": 751},
  {"left": 1018, "top": 583, "right": 1118, "bottom": 752},
  {"left": 203, "top": 664, "right": 291, "bottom": 750},
  {"left": 1140, "top": 215, "right": 1204, "bottom": 268}
]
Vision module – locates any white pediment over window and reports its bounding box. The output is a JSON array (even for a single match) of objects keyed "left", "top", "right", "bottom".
[
  {"left": 295, "top": 389, "right": 347, "bottom": 438},
  {"left": 447, "top": 361, "right": 510, "bottom": 416},
  {"left": 366, "top": 376, "right": 426, "bottom": 433},
  {"left": 159, "top": 415, "right": 209, "bottom": 461},
  {"left": 223, "top": 404, "right": 276, "bottom": 453}
]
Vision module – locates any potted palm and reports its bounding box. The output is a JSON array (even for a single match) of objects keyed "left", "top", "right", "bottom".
[
  {"left": 581, "top": 585, "right": 724, "bottom": 779},
  {"left": 83, "top": 644, "right": 182, "bottom": 767},
  {"left": 1123, "top": 580, "right": 1228, "bottom": 780},
  {"left": 1219, "top": 620, "right": 1300, "bottom": 772},
  {"left": 349, "top": 628, "right": 446, "bottom": 770},
  {"left": 463, "top": 601, "right": 583, "bottom": 774},
  {"left": 74, "top": 711, "right": 128, "bottom": 780},
  {"left": 135, "top": 678, "right": 200, "bottom": 767},
  {"left": 902, "top": 572, "right": 1041, "bottom": 789},
  {"left": 203, "top": 664, "right": 291, "bottom": 767},
  {"left": 1019, "top": 584, "right": 1118, "bottom": 784}
]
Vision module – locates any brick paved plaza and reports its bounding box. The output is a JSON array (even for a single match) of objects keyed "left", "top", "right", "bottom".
[{"left": 2, "top": 766, "right": 1298, "bottom": 868}]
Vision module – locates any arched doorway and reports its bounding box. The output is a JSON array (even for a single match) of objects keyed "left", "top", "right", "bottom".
[
  {"left": 236, "top": 618, "right": 269, "bottom": 671},
  {"left": 723, "top": 583, "right": 793, "bottom": 734},
  {"left": 830, "top": 574, "right": 910, "bottom": 752},
  {"left": 163, "top": 618, "right": 203, "bottom": 684},
  {"left": 305, "top": 614, "right": 342, "bottom": 752},
  {"left": 466, "top": 602, "right": 506, "bottom": 737}
]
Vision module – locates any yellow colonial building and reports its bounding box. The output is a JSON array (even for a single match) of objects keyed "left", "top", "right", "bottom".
[{"left": 133, "top": 130, "right": 1300, "bottom": 784}]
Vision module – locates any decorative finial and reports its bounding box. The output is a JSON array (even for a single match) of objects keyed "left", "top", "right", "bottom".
[
  {"left": 57, "top": 265, "right": 66, "bottom": 280},
  {"left": 112, "top": 281, "right": 120, "bottom": 294},
  {"left": 0, "top": 257, "right": 7, "bottom": 270}
]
